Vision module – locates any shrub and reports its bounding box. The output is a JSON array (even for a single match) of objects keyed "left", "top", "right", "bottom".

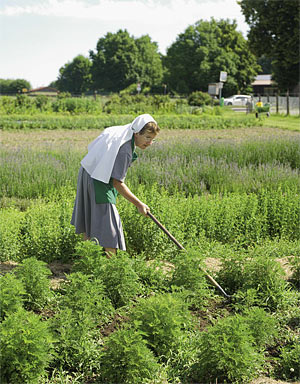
[
  {"left": 191, "top": 315, "right": 264, "bottom": 383},
  {"left": 0, "top": 308, "right": 53, "bottom": 384},
  {"left": 50, "top": 308, "right": 101, "bottom": 375},
  {"left": 14, "top": 257, "right": 53, "bottom": 311},
  {"left": 20, "top": 200, "right": 78, "bottom": 263},
  {"left": 0, "top": 208, "right": 24, "bottom": 262},
  {"left": 74, "top": 244, "right": 143, "bottom": 308},
  {"left": 0, "top": 272, "right": 25, "bottom": 320},
  {"left": 99, "top": 327, "right": 161, "bottom": 383},
  {"left": 278, "top": 343, "right": 300, "bottom": 380},
  {"left": 97, "top": 252, "right": 143, "bottom": 308},
  {"left": 59, "top": 272, "right": 114, "bottom": 325},
  {"left": 130, "top": 293, "right": 192, "bottom": 358},
  {"left": 218, "top": 252, "right": 291, "bottom": 310},
  {"left": 170, "top": 249, "right": 211, "bottom": 308},
  {"left": 188, "top": 91, "right": 212, "bottom": 106}
]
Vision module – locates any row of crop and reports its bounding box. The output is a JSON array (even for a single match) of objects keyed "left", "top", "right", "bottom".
[
  {"left": 0, "top": 112, "right": 261, "bottom": 130},
  {"left": 1, "top": 238, "right": 299, "bottom": 383},
  {"left": 1, "top": 186, "right": 299, "bottom": 263},
  {"left": 1, "top": 137, "right": 299, "bottom": 200}
]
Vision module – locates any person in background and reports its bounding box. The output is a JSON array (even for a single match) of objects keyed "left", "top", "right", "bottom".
[{"left": 71, "top": 114, "right": 160, "bottom": 257}]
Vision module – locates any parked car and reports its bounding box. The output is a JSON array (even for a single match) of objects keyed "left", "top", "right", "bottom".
[{"left": 223, "top": 95, "right": 252, "bottom": 106}]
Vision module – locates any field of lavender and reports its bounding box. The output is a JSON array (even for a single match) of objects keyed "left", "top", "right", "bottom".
[{"left": 0, "top": 121, "right": 300, "bottom": 384}]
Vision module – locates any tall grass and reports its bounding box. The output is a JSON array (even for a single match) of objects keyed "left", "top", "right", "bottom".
[{"left": 1, "top": 137, "right": 299, "bottom": 199}]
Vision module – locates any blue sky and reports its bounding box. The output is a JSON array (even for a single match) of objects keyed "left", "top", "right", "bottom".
[{"left": 0, "top": 0, "right": 249, "bottom": 88}]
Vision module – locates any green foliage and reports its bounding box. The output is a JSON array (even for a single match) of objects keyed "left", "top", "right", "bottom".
[
  {"left": 95, "top": 252, "right": 143, "bottom": 308},
  {"left": 90, "top": 29, "right": 163, "bottom": 92},
  {"left": 191, "top": 314, "right": 264, "bottom": 383},
  {"left": 56, "top": 55, "right": 92, "bottom": 94},
  {"left": 99, "top": 327, "right": 161, "bottom": 383},
  {"left": 73, "top": 245, "right": 143, "bottom": 308},
  {"left": 130, "top": 293, "right": 192, "bottom": 358},
  {"left": 218, "top": 253, "right": 291, "bottom": 310},
  {"left": 278, "top": 342, "right": 300, "bottom": 380},
  {"left": 14, "top": 257, "right": 53, "bottom": 311},
  {"left": 0, "top": 308, "right": 53, "bottom": 384},
  {"left": 164, "top": 18, "right": 259, "bottom": 95},
  {"left": 50, "top": 308, "right": 101, "bottom": 375},
  {"left": 240, "top": 0, "right": 299, "bottom": 91},
  {"left": 59, "top": 272, "right": 114, "bottom": 325},
  {"left": 20, "top": 200, "right": 78, "bottom": 263},
  {"left": 0, "top": 272, "right": 25, "bottom": 320},
  {"left": 188, "top": 91, "right": 212, "bottom": 106},
  {"left": 170, "top": 249, "right": 211, "bottom": 309},
  {"left": 0, "top": 208, "right": 24, "bottom": 261},
  {"left": 0, "top": 78, "right": 31, "bottom": 93}
]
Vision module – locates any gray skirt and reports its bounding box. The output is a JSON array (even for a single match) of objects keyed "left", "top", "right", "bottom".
[{"left": 71, "top": 166, "right": 126, "bottom": 250}]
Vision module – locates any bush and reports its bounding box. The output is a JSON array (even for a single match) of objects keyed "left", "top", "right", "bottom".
[
  {"left": 50, "top": 308, "right": 100, "bottom": 375},
  {"left": 0, "top": 208, "right": 24, "bottom": 262},
  {"left": 99, "top": 327, "right": 161, "bottom": 383},
  {"left": 59, "top": 272, "right": 114, "bottom": 325},
  {"left": 74, "top": 244, "right": 143, "bottom": 308},
  {"left": 188, "top": 91, "right": 212, "bottom": 106},
  {"left": 0, "top": 308, "right": 53, "bottom": 384},
  {"left": 14, "top": 257, "right": 53, "bottom": 311},
  {"left": 278, "top": 343, "right": 300, "bottom": 380},
  {"left": 191, "top": 314, "right": 264, "bottom": 383},
  {"left": 130, "top": 293, "right": 192, "bottom": 358},
  {"left": 217, "top": 252, "right": 291, "bottom": 310},
  {"left": 0, "top": 272, "right": 25, "bottom": 320},
  {"left": 20, "top": 200, "right": 78, "bottom": 263},
  {"left": 170, "top": 249, "right": 211, "bottom": 309}
]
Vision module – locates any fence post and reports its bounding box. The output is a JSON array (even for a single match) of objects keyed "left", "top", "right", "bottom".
[
  {"left": 286, "top": 89, "right": 290, "bottom": 115},
  {"left": 276, "top": 93, "right": 279, "bottom": 114}
]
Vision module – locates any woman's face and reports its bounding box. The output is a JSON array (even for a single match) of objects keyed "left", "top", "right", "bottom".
[{"left": 134, "top": 132, "right": 157, "bottom": 150}]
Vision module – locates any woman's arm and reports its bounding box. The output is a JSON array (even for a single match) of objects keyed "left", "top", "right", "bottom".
[{"left": 112, "top": 178, "right": 149, "bottom": 216}]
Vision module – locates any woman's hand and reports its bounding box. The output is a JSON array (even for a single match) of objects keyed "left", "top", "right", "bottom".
[{"left": 136, "top": 202, "right": 150, "bottom": 216}]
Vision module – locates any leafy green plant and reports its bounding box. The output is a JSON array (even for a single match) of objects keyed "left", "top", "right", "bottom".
[
  {"left": 14, "top": 257, "right": 53, "bottom": 311},
  {"left": 0, "top": 208, "right": 24, "bottom": 261},
  {"left": 188, "top": 91, "right": 212, "bottom": 106},
  {"left": 0, "top": 272, "right": 25, "bottom": 320},
  {"left": 99, "top": 327, "right": 161, "bottom": 384},
  {"left": 74, "top": 244, "right": 143, "bottom": 308},
  {"left": 278, "top": 342, "right": 300, "bottom": 380},
  {"left": 169, "top": 249, "right": 211, "bottom": 309},
  {"left": 20, "top": 200, "right": 78, "bottom": 263},
  {"left": 59, "top": 272, "right": 114, "bottom": 325},
  {"left": 97, "top": 252, "right": 144, "bottom": 308},
  {"left": 50, "top": 307, "right": 101, "bottom": 375},
  {"left": 0, "top": 308, "right": 53, "bottom": 384},
  {"left": 191, "top": 314, "right": 264, "bottom": 383},
  {"left": 130, "top": 293, "right": 192, "bottom": 358}
]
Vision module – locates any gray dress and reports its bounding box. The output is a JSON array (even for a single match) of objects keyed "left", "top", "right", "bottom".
[{"left": 71, "top": 139, "right": 134, "bottom": 250}]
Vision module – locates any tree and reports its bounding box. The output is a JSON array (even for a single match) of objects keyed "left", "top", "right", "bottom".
[
  {"left": 56, "top": 55, "right": 92, "bottom": 94},
  {"left": 0, "top": 79, "right": 31, "bottom": 94},
  {"left": 163, "top": 18, "right": 260, "bottom": 96},
  {"left": 239, "top": 0, "right": 300, "bottom": 92},
  {"left": 90, "top": 29, "right": 163, "bottom": 93}
]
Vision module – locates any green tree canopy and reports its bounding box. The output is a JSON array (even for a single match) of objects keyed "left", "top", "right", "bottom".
[
  {"left": 56, "top": 55, "right": 92, "bottom": 94},
  {"left": 164, "top": 18, "right": 260, "bottom": 96},
  {"left": 0, "top": 79, "right": 31, "bottom": 94},
  {"left": 239, "top": 0, "right": 300, "bottom": 92},
  {"left": 90, "top": 29, "right": 163, "bottom": 92}
]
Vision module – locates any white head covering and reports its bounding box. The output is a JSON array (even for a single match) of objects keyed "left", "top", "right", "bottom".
[{"left": 81, "top": 113, "right": 157, "bottom": 183}]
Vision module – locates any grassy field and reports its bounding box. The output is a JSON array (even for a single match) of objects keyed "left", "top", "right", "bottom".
[{"left": 0, "top": 114, "right": 300, "bottom": 384}]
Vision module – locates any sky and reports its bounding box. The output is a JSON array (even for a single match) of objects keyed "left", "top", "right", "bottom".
[{"left": 0, "top": 0, "right": 249, "bottom": 88}]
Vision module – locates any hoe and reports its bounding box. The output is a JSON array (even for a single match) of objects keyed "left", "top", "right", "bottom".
[{"left": 147, "top": 212, "right": 231, "bottom": 300}]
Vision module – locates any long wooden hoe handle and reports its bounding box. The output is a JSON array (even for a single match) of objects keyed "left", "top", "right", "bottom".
[{"left": 147, "top": 211, "right": 231, "bottom": 299}]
